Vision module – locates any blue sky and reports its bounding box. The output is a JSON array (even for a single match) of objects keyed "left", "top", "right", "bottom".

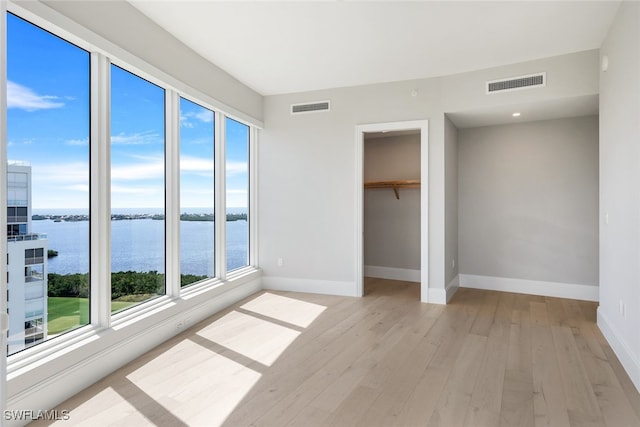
[{"left": 7, "top": 13, "right": 249, "bottom": 211}]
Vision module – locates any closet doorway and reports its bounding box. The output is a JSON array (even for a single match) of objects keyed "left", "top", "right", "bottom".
[{"left": 355, "top": 120, "right": 429, "bottom": 302}]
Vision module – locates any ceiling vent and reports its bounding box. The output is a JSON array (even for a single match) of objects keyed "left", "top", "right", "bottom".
[
  {"left": 486, "top": 72, "right": 546, "bottom": 94},
  {"left": 291, "top": 100, "right": 330, "bottom": 115}
]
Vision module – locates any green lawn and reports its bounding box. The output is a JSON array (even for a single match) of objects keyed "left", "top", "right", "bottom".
[{"left": 48, "top": 297, "right": 138, "bottom": 334}]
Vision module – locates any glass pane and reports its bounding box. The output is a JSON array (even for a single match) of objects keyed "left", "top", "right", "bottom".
[
  {"left": 225, "top": 118, "right": 249, "bottom": 271},
  {"left": 110, "top": 65, "right": 165, "bottom": 311},
  {"left": 6, "top": 13, "right": 90, "bottom": 355},
  {"left": 179, "top": 98, "right": 215, "bottom": 286}
]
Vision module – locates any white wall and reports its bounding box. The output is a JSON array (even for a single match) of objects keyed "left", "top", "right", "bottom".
[
  {"left": 363, "top": 134, "right": 420, "bottom": 281},
  {"left": 444, "top": 116, "right": 459, "bottom": 295},
  {"left": 458, "top": 116, "right": 599, "bottom": 297},
  {"left": 598, "top": 1, "right": 640, "bottom": 392},
  {"left": 260, "top": 50, "right": 599, "bottom": 299}
]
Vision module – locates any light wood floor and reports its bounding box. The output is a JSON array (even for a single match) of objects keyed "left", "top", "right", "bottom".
[{"left": 33, "top": 278, "right": 640, "bottom": 427}]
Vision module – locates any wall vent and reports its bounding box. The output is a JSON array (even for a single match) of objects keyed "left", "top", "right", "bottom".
[
  {"left": 291, "top": 100, "right": 330, "bottom": 114},
  {"left": 486, "top": 72, "right": 546, "bottom": 94}
]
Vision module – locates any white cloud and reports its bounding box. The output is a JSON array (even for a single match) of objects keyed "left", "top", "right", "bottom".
[
  {"left": 111, "top": 184, "right": 161, "bottom": 195},
  {"left": 180, "top": 116, "right": 195, "bottom": 129},
  {"left": 226, "top": 161, "right": 248, "bottom": 176},
  {"left": 7, "top": 81, "right": 65, "bottom": 111},
  {"left": 180, "top": 109, "right": 214, "bottom": 128},
  {"left": 195, "top": 110, "right": 214, "bottom": 123},
  {"left": 111, "top": 131, "right": 162, "bottom": 145},
  {"left": 182, "top": 137, "right": 212, "bottom": 146},
  {"left": 66, "top": 137, "right": 89, "bottom": 146},
  {"left": 226, "top": 189, "right": 248, "bottom": 208},
  {"left": 112, "top": 155, "right": 164, "bottom": 181},
  {"left": 111, "top": 185, "right": 163, "bottom": 208},
  {"left": 29, "top": 162, "right": 89, "bottom": 209},
  {"left": 180, "top": 155, "right": 214, "bottom": 172},
  {"left": 32, "top": 162, "right": 89, "bottom": 185},
  {"left": 64, "top": 184, "right": 90, "bottom": 192}
]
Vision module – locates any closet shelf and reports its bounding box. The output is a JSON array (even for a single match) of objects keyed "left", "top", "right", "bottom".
[{"left": 364, "top": 179, "right": 420, "bottom": 200}]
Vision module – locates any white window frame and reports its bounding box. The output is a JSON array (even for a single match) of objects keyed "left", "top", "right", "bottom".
[
  {"left": 1, "top": 0, "right": 9, "bottom": 419},
  {"left": 2, "top": 0, "right": 260, "bottom": 401}
]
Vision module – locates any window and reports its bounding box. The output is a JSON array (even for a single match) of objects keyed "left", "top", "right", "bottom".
[
  {"left": 110, "top": 65, "right": 166, "bottom": 311},
  {"left": 6, "top": 13, "right": 90, "bottom": 356},
  {"left": 24, "top": 248, "right": 44, "bottom": 265},
  {"left": 179, "top": 98, "right": 215, "bottom": 287},
  {"left": 225, "top": 118, "right": 250, "bottom": 271},
  {"left": 24, "top": 317, "right": 44, "bottom": 348},
  {"left": 3, "top": 7, "right": 257, "bottom": 366},
  {"left": 7, "top": 172, "right": 27, "bottom": 206}
]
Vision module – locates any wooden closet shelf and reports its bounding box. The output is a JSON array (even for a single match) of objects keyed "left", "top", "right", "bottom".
[{"left": 364, "top": 180, "right": 420, "bottom": 199}]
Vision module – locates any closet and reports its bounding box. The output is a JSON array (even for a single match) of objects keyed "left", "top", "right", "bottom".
[{"left": 363, "top": 130, "right": 421, "bottom": 284}]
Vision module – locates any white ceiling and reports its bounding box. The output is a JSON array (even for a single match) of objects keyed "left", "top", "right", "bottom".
[
  {"left": 130, "top": 1, "right": 620, "bottom": 97},
  {"left": 447, "top": 94, "right": 600, "bottom": 129}
]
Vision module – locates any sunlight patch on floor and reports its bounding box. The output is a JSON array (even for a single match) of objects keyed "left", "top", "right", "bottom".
[
  {"left": 240, "top": 292, "right": 327, "bottom": 328},
  {"left": 51, "top": 293, "right": 329, "bottom": 426},
  {"left": 196, "top": 310, "right": 300, "bottom": 366},
  {"left": 50, "top": 387, "right": 154, "bottom": 426},
  {"left": 126, "top": 339, "right": 261, "bottom": 426}
]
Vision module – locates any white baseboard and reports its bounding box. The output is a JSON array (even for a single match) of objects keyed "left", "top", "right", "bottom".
[
  {"left": 459, "top": 274, "right": 599, "bottom": 301},
  {"left": 6, "top": 276, "right": 262, "bottom": 426},
  {"left": 597, "top": 308, "right": 640, "bottom": 393},
  {"left": 426, "top": 274, "right": 459, "bottom": 305},
  {"left": 262, "top": 276, "right": 357, "bottom": 297},
  {"left": 364, "top": 265, "right": 421, "bottom": 283},
  {"left": 426, "top": 288, "right": 446, "bottom": 304},
  {"left": 446, "top": 275, "right": 460, "bottom": 302}
]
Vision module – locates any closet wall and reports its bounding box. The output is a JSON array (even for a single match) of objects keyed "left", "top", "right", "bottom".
[
  {"left": 364, "top": 133, "right": 421, "bottom": 282},
  {"left": 458, "top": 115, "right": 599, "bottom": 288}
]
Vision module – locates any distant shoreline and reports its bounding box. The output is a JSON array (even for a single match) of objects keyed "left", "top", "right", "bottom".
[{"left": 32, "top": 213, "right": 247, "bottom": 222}]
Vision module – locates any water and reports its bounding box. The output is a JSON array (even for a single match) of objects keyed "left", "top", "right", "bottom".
[{"left": 32, "top": 213, "right": 248, "bottom": 275}]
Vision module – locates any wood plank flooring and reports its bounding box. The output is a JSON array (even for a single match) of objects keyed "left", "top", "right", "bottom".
[{"left": 32, "top": 278, "right": 640, "bottom": 427}]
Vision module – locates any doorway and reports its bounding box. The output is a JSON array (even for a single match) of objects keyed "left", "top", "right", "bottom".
[{"left": 355, "top": 120, "right": 429, "bottom": 301}]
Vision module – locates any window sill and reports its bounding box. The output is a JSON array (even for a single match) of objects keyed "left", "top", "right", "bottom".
[{"left": 7, "top": 267, "right": 261, "bottom": 380}]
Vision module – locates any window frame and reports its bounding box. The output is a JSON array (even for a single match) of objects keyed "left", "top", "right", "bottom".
[
  {"left": 224, "top": 117, "right": 252, "bottom": 273},
  {"left": 109, "top": 62, "right": 168, "bottom": 310},
  {"left": 177, "top": 95, "right": 217, "bottom": 288},
  {"left": 5, "top": 10, "right": 93, "bottom": 354},
  {"left": 2, "top": 0, "right": 260, "bottom": 378}
]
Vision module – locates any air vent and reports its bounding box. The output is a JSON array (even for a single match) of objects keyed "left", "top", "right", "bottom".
[
  {"left": 291, "top": 100, "right": 330, "bottom": 114},
  {"left": 486, "top": 72, "right": 546, "bottom": 94}
]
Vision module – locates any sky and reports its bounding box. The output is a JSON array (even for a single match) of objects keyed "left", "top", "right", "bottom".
[{"left": 6, "top": 12, "right": 249, "bottom": 211}]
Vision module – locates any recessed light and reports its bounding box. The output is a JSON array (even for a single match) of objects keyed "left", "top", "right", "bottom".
[{"left": 512, "top": 112, "right": 521, "bottom": 117}]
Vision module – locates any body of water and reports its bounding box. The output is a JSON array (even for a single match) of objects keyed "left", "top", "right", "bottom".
[{"left": 32, "top": 211, "right": 248, "bottom": 276}]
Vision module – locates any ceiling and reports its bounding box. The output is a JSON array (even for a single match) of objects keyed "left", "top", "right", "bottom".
[
  {"left": 446, "top": 94, "right": 600, "bottom": 129},
  {"left": 129, "top": 1, "right": 620, "bottom": 97}
]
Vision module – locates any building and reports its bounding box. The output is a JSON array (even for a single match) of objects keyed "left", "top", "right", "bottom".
[
  {"left": 6, "top": 162, "right": 47, "bottom": 355},
  {"left": 0, "top": 1, "right": 639, "bottom": 425}
]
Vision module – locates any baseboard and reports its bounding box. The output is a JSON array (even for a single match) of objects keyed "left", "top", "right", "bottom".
[
  {"left": 426, "top": 274, "right": 459, "bottom": 305},
  {"left": 6, "top": 276, "right": 262, "bottom": 426},
  {"left": 262, "top": 276, "right": 357, "bottom": 297},
  {"left": 459, "top": 274, "right": 599, "bottom": 301},
  {"left": 597, "top": 308, "right": 640, "bottom": 393},
  {"left": 446, "top": 274, "right": 460, "bottom": 302},
  {"left": 364, "top": 265, "right": 421, "bottom": 283},
  {"left": 426, "top": 288, "right": 446, "bottom": 304}
]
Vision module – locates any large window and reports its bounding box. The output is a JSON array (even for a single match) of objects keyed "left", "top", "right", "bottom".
[
  {"left": 110, "top": 65, "right": 166, "bottom": 311},
  {"left": 225, "top": 118, "right": 250, "bottom": 272},
  {"left": 6, "top": 13, "right": 90, "bottom": 355},
  {"left": 3, "top": 8, "right": 256, "bottom": 360},
  {"left": 179, "top": 98, "right": 215, "bottom": 287}
]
